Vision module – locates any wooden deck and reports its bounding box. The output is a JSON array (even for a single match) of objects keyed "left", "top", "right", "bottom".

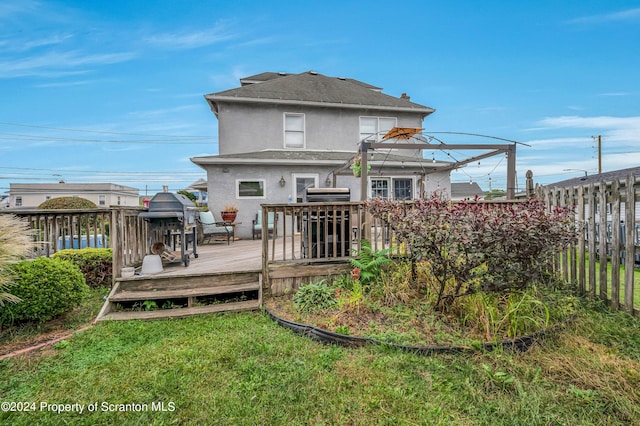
[
  {"left": 97, "top": 239, "right": 267, "bottom": 321},
  {"left": 146, "top": 238, "right": 265, "bottom": 277}
]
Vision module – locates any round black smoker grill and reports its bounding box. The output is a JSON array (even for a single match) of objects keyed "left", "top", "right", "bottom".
[{"left": 139, "top": 192, "right": 198, "bottom": 266}]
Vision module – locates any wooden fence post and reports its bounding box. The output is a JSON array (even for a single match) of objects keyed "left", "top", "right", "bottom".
[
  {"left": 610, "top": 178, "right": 621, "bottom": 310},
  {"left": 624, "top": 174, "right": 636, "bottom": 314}
]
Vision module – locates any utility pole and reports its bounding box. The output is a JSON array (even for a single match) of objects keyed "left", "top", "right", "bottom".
[
  {"left": 593, "top": 135, "right": 602, "bottom": 174},
  {"left": 598, "top": 135, "right": 602, "bottom": 174}
]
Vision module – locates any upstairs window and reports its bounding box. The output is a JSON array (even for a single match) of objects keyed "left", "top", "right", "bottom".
[
  {"left": 284, "top": 113, "right": 305, "bottom": 148},
  {"left": 15, "top": 196, "right": 22, "bottom": 207},
  {"left": 359, "top": 116, "right": 397, "bottom": 142},
  {"left": 99, "top": 195, "right": 106, "bottom": 206}
]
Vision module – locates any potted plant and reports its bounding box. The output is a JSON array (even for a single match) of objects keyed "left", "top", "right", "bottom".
[{"left": 221, "top": 203, "right": 238, "bottom": 222}]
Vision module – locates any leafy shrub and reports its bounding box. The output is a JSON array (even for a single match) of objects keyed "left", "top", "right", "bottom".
[
  {"left": 178, "top": 190, "right": 197, "bottom": 202},
  {"left": 38, "top": 197, "right": 97, "bottom": 209},
  {"left": 53, "top": 248, "right": 113, "bottom": 288},
  {"left": 366, "top": 194, "right": 578, "bottom": 311},
  {"left": 0, "top": 214, "right": 33, "bottom": 306},
  {"left": 293, "top": 280, "right": 337, "bottom": 313},
  {"left": 0, "top": 258, "right": 90, "bottom": 326}
]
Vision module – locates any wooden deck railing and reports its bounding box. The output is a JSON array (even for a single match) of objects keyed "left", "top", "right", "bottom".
[
  {"left": 539, "top": 173, "right": 639, "bottom": 316},
  {"left": 3, "top": 207, "right": 149, "bottom": 283},
  {"left": 260, "top": 202, "right": 410, "bottom": 295}
]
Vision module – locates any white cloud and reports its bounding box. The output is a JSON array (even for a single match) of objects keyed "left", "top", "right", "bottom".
[
  {"left": 568, "top": 7, "right": 640, "bottom": 25},
  {"left": 598, "top": 92, "right": 630, "bottom": 97},
  {"left": 34, "top": 79, "right": 106, "bottom": 88},
  {"left": 535, "top": 116, "right": 640, "bottom": 143},
  {"left": 0, "top": 50, "right": 136, "bottom": 78},
  {"left": 0, "top": 0, "right": 41, "bottom": 18},
  {"left": 125, "top": 105, "right": 199, "bottom": 120},
  {"left": 525, "top": 137, "right": 592, "bottom": 148},
  {"left": 143, "top": 26, "right": 234, "bottom": 50},
  {"left": 5, "top": 34, "right": 73, "bottom": 52}
]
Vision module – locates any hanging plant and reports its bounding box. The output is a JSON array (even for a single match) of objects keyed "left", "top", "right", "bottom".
[{"left": 351, "top": 155, "right": 371, "bottom": 177}]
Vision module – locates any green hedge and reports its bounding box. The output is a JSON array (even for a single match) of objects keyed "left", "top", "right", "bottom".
[
  {"left": 37, "top": 196, "right": 98, "bottom": 209},
  {"left": 53, "top": 248, "right": 113, "bottom": 288},
  {"left": 0, "top": 258, "right": 90, "bottom": 326}
]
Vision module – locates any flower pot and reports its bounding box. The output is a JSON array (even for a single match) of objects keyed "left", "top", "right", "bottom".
[{"left": 221, "top": 211, "right": 237, "bottom": 222}]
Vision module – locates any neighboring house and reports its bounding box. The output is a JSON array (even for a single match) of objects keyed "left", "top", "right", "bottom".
[
  {"left": 545, "top": 166, "right": 640, "bottom": 222},
  {"left": 544, "top": 166, "right": 640, "bottom": 246},
  {"left": 192, "top": 71, "right": 454, "bottom": 239},
  {"left": 451, "top": 182, "right": 485, "bottom": 200},
  {"left": 184, "top": 178, "right": 208, "bottom": 206},
  {"left": 6, "top": 182, "right": 140, "bottom": 209}
]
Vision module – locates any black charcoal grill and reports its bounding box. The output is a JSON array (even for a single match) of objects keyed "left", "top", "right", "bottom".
[{"left": 140, "top": 192, "right": 198, "bottom": 266}]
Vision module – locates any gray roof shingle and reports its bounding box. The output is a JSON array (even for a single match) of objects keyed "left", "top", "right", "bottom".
[
  {"left": 192, "top": 149, "right": 451, "bottom": 170},
  {"left": 206, "top": 71, "right": 434, "bottom": 114},
  {"left": 545, "top": 166, "right": 640, "bottom": 188}
]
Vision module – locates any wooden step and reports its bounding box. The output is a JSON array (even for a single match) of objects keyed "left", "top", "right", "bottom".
[
  {"left": 97, "top": 299, "right": 261, "bottom": 321},
  {"left": 117, "top": 270, "right": 260, "bottom": 292},
  {"left": 109, "top": 282, "right": 260, "bottom": 302}
]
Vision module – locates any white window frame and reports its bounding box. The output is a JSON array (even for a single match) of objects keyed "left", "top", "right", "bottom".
[
  {"left": 236, "top": 179, "right": 266, "bottom": 199},
  {"left": 369, "top": 176, "right": 416, "bottom": 200},
  {"left": 292, "top": 173, "right": 318, "bottom": 201},
  {"left": 359, "top": 116, "right": 397, "bottom": 142},
  {"left": 15, "top": 196, "right": 22, "bottom": 207},
  {"left": 370, "top": 178, "right": 390, "bottom": 199},
  {"left": 393, "top": 177, "right": 414, "bottom": 201},
  {"left": 284, "top": 113, "right": 305, "bottom": 148},
  {"left": 98, "top": 195, "right": 106, "bottom": 206}
]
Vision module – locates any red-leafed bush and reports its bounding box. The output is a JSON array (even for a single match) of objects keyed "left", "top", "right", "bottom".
[{"left": 366, "top": 194, "right": 577, "bottom": 310}]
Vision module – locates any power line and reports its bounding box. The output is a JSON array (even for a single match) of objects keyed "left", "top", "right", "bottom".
[
  {"left": 0, "top": 166, "right": 202, "bottom": 175},
  {"left": 0, "top": 133, "right": 213, "bottom": 145},
  {"left": 0, "top": 121, "right": 213, "bottom": 138}
]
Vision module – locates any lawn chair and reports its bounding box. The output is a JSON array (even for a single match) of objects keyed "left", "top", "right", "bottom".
[
  {"left": 199, "top": 211, "right": 234, "bottom": 245},
  {"left": 252, "top": 210, "right": 276, "bottom": 240}
]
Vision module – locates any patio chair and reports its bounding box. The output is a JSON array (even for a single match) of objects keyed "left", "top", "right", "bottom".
[
  {"left": 199, "top": 211, "right": 234, "bottom": 245},
  {"left": 252, "top": 210, "right": 276, "bottom": 240}
]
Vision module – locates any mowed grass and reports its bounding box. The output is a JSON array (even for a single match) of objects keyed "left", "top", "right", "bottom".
[
  {"left": 584, "top": 257, "right": 640, "bottom": 308},
  {"left": 1, "top": 300, "right": 640, "bottom": 425}
]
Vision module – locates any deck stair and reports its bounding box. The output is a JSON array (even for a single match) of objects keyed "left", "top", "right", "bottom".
[{"left": 97, "top": 270, "right": 261, "bottom": 321}]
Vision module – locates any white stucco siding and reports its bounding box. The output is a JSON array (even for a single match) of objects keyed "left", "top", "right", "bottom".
[
  {"left": 202, "top": 162, "right": 451, "bottom": 239},
  {"left": 217, "top": 102, "right": 427, "bottom": 155}
]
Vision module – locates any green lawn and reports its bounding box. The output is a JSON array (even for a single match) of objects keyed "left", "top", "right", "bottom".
[
  {"left": 2, "top": 299, "right": 640, "bottom": 425},
  {"left": 584, "top": 258, "right": 640, "bottom": 308}
]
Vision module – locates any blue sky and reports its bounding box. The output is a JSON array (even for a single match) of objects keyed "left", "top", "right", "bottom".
[{"left": 1, "top": 0, "right": 639, "bottom": 194}]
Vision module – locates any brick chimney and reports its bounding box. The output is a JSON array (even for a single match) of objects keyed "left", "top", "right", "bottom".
[{"left": 400, "top": 92, "right": 410, "bottom": 100}]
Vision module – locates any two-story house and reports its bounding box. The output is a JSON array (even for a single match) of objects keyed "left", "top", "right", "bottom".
[{"left": 191, "top": 71, "right": 453, "bottom": 239}]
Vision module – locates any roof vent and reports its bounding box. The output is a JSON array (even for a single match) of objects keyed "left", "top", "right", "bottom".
[
  {"left": 309, "top": 70, "right": 318, "bottom": 75},
  {"left": 338, "top": 77, "right": 346, "bottom": 80},
  {"left": 278, "top": 72, "right": 287, "bottom": 76}
]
